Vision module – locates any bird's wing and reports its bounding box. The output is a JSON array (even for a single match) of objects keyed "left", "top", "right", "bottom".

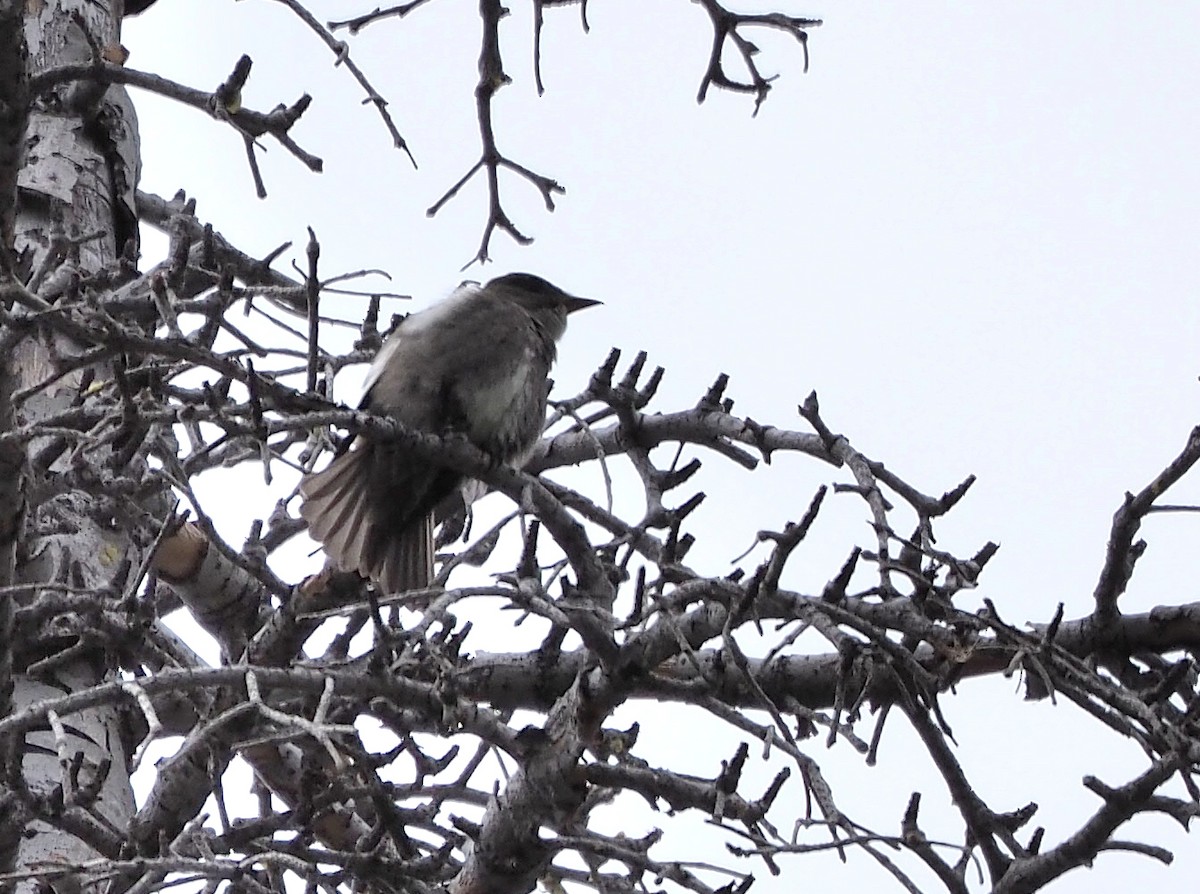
[
  {"left": 364, "top": 287, "right": 545, "bottom": 432},
  {"left": 362, "top": 283, "right": 485, "bottom": 398}
]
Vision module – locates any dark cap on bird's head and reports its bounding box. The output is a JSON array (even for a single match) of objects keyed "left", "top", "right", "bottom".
[{"left": 487, "top": 272, "right": 602, "bottom": 316}]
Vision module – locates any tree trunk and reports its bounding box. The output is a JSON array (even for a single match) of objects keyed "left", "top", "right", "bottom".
[{"left": 4, "top": 0, "right": 144, "bottom": 884}]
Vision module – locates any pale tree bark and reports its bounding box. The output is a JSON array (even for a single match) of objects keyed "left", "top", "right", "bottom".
[{"left": 3, "top": 0, "right": 143, "bottom": 885}]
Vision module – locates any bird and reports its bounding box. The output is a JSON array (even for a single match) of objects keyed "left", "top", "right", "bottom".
[{"left": 299, "top": 272, "right": 600, "bottom": 594}]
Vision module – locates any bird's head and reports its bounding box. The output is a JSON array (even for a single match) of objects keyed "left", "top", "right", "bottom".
[{"left": 488, "top": 272, "right": 602, "bottom": 320}]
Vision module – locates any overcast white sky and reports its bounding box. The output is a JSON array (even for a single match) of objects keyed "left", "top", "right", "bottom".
[{"left": 123, "top": 3, "right": 1200, "bottom": 891}]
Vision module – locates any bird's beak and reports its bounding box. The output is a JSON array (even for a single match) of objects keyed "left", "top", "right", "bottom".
[{"left": 563, "top": 295, "right": 602, "bottom": 314}]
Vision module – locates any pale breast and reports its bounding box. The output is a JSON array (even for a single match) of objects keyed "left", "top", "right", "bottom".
[{"left": 454, "top": 344, "right": 547, "bottom": 454}]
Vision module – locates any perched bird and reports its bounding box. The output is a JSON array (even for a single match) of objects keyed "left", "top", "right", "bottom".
[{"left": 299, "top": 273, "right": 600, "bottom": 593}]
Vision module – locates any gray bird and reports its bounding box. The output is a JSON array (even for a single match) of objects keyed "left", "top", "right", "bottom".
[{"left": 299, "top": 273, "right": 600, "bottom": 594}]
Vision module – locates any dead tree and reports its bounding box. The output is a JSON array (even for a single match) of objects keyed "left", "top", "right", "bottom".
[{"left": 1, "top": 3, "right": 1199, "bottom": 894}]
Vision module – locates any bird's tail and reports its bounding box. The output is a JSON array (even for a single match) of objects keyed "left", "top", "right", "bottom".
[{"left": 299, "top": 446, "right": 435, "bottom": 594}]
